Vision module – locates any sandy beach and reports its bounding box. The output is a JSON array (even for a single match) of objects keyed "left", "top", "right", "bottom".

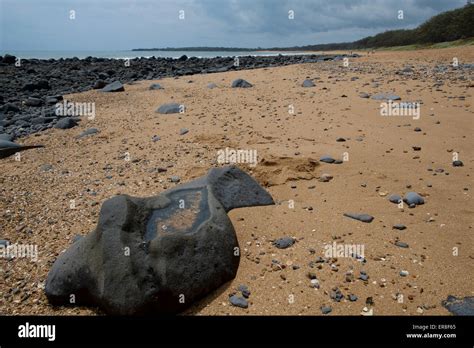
[{"left": 0, "top": 46, "right": 473, "bottom": 316}]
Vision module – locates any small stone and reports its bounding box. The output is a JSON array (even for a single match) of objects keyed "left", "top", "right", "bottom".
[
  {"left": 179, "top": 128, "right": 189, "bottom": 135},
  {"left": 395, "top": 241, "right": 409, "bottom": 248},
  {"left": 388, "top": 194, "right": 402, "bottom": 204},
  {"left": 319, "top": 155, "right": 335, "bottom": 164},
  {"left": 321, "top": 305, "right": 332, "bottom": 314},
  {"left": 229, "top": 295, "right": 248, "bottom": 308},
  {"left": 169, "top": 176, "right": 180, "bottom": 183},
  {"left": 414, "top": 127, "right": 422, "bottom": 132},
  {"left": 156, "top": 103, "right": 183, "bottom": 114},
  {"left": 237, "top": 284, "right": 251, "bottom": 298},
  {"left": 400, "top": 270, "right": 409, "bottom": 277},
  {"left": 404, "top": 192, "right": 424, "bottom": 206},
  {"left": 101, "top": 81, "right": 125, "bottom": 92},
  {"left": 77, "top": 128, "right": 99, "bottom": 138},
  {"left": 40, "top": 164, "right": 53, "bottom": 172},
  {"left": 231, "top": 79, "right": 253, "bottom": 88},
  {"left": 336, "top": 137, "right": 346, "bottom": 142},
  {"left": 54, "top": 117, "right": 78, "bottom": 129},
  {"left": 343, "top": 213, "right": 374, "bottom": 223},
  {"left": 273, "top": 237, "right": 295, "bottom": 249},
  {"left": 393, "top": 224, "right": 407, "bottom": 230},
  {"left": 302, "top": 79, "right": 315, "bottom": 87},
  {"left": 149, "top": 83, "right": 163, "bottom": 90},
  {"left": 348, "top": 294, "right": 358, "bottom": 302},
  {"left": 452, "top": 160, "right": 464, "bottom": 167},
  {"left": 318, "top": 174, "right": 333, "bottom": 182}
]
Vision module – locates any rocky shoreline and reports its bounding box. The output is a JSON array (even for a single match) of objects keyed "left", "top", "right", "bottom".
[{"left": 0, "top": 53, "right": 357, "bottom": 140}]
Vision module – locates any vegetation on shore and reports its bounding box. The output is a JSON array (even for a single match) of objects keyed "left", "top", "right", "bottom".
[{"left": 133, "top": 4, "right": 474, "bottom": 52}]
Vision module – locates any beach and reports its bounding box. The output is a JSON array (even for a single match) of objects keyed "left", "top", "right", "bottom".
[{"left": 0, "top": 46, "right": 473, "bottom": 315}]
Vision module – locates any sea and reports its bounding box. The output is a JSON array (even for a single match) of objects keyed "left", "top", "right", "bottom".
[{"left": 0, "top": 50, "right": 315, "bottom": 60}]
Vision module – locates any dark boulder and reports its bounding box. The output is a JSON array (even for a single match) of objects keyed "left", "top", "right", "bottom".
[{"left": 45, "top": 166, "right": 274, "bottom": 315}]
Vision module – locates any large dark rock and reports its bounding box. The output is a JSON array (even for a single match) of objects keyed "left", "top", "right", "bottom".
[
  {"left": 45, "top": 166, "right": 274, "bottom": 315},
  {"left": 442, "top": 295, "right": 474, "bottom": 316}
]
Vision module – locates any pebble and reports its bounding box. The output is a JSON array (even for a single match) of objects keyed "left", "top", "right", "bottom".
[
  {"left": 152, "top": 135, "right": 161, "bottom": 142},
  {"left": 149, "top": 83, "right": 163, "bottom": 90},
  {"left": 54, "top": 117, "right": 78, "bottom": 129},
  {"left": 179, "top": 128, "right": 189, "bottom": 135},
  {"left": 336, "top": 137, "right": 346, "bottom": 142},
  {"left": 393, "top": 224, "right": 407, "bottom": 230},
  {"left": 414, "top": 127, "right": 422, "bottom": 132},
  {"left": 237, "top": 284, "right": 251, "bottom": 298},
  {"left": 273, "top": 237, "right": 295, "bottom": 249},
  {"left": 207, "top": 83, "right": 218, "bottom": 89},
  {"left": 231, "top": 79, "right": 253, "bottom": 88},
  {"left": 169, "top": 176, "right": 180, "bottom": 183},
  {"left": 319, "top": 155, "right": 335, "bottom": 164},
  {"left": 321, "top": 306, "right": 332, "bottom": 314},
  {"left": 310, "top": 279, "right": 320, "bottom": 289},
  {"left": 371, "top": 93, "right": 401, "bottom": 101},
  {"left": 400, "top": 270, "right": 409, "bottom": 277},
  {"left": 395, "top": 241, "right": 409, "bottom": 248},
  {"left": 40, "top": 164, "right": 53, "bottom": 172},
  {"left": 452, "top": 160, "right": 464, "bottom": 167},
  {"left": 348, "top": 294, "right": 358, "bottom": 302},
  {"left": 101, "top": 81, "right": 125, "bottom": 92},
  {"left": 359, "top": 271, "right": 369, "bottom": 281},
  {"left": 156, "top": 103, "right": 182, "bottom": 114},
  {"left": 229, "top": 295, "right": 248, "bottom": 308},
  {"left": 302, "top": 79, "right": 315, "bottom": 87},
  {"left": 330, "top": 287, "right": 344, "bottom": 302},
  {"left": 77, "top": 128, "right": 99, "bottom": 138},
  {"left": 343, "top": 213, "right": 374, "bottom": 223},
  {"left": 404, "top": 192, "right": 424, "bottom": 207},
  {"left": 318, "top": 173, "right": 333, "bottom": 182}
]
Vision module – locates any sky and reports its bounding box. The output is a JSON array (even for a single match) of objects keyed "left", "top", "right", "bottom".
[{"left": 0, "top": 0, "right": 468, "bottom": 51}]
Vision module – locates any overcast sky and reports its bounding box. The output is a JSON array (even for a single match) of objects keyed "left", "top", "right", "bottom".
[{"left": 0, "top": 0, "right": 467, "bottom": 51}]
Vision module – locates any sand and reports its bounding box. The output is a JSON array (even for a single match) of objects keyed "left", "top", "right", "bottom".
[{"left": 0, "top": 47, "right": 473, "bottom": 315}]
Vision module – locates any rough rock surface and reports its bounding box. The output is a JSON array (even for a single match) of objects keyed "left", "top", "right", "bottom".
[{"left": 45, "top": 166, "right": 274, "bottom": 315}]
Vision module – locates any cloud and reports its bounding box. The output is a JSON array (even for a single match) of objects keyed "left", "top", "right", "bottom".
[{"left": 0, "top": 0, "right": 467, "bottom": 50}]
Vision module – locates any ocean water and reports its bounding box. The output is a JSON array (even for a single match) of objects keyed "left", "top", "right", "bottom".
[{"left": 0, "top": 50, "right": 314, "bottom": 60}]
